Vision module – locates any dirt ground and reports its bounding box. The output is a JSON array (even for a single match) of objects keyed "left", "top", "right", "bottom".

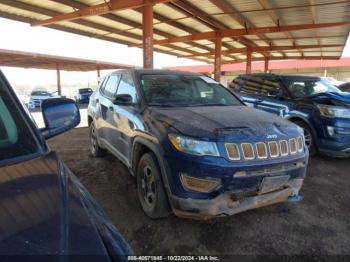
[{"left": 48, "top": 127, "right": 350, "bottom": 259}]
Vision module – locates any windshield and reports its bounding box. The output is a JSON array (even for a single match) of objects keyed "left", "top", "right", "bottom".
[
  {"left": 282, "top": 77, "right": 341, "bottom": 98},
  {"left": 0, "top": 80, "right": 40, "bottom": 162},
  {"left": 79, "top": 88, "right": 93, "bottom": 94},
  {"left": 140, "top": 74, "right": 242, "bottom": 107}
]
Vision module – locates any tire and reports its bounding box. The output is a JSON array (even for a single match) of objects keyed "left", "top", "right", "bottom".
[
  {"left": 137, "top": 152, "right": 170, "bottom": 218},
  {"left": 294, "top": 120, "right": 316, "bottom": 156},
  {"left": 89, "top": 122, "right": 106, "bottom": 157}
]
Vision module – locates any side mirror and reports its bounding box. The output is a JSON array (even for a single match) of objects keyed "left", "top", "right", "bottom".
[
  {"left": 114, "top": 94, "right": 133, "bottom": 106},
  {"left": 40, "top": 98, "right": 80, "bottom": 139}
]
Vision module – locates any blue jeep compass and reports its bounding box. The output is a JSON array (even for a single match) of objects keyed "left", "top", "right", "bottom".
[
  {"left": 231, "top": 74, "right": 350, "bottom": 157},
  {"left": 88, "top": 69, "right": 308, "bottom": 219}
]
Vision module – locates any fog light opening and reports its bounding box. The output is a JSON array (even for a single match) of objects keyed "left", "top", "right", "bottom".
[{"left": 180, "top": 173, "right": 221, "bottom": 193}]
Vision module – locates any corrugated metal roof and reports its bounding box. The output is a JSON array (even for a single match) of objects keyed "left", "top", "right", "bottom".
[{"left": 0, "top": 0, "right": 348, "bottom": 64}]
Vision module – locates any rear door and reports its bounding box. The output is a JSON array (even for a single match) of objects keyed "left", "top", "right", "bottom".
[
  {"left": 96, "top": 74, "right": 120, "bottom": 141},
  {"left": 109, "top": 72, "right": 139, "bottom": 164}
]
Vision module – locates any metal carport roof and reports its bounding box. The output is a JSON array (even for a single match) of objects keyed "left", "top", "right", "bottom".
[{"left": 0, "top": 0, "right": 349, "bottom": 80}]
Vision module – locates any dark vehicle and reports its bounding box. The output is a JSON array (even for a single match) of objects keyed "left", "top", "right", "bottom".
[
  {"left": 0, "top": 70, "right": 132, "bottom": 260},
  {"left": 74, "top": 88, "right": 94, "bottom": 103},
  {"left": 231, "top": 74, "right": 350, "bottom": 157},
  {"left": 338, "top": 82, "right": 350, "bottom": 92},
  {"left": 88, "top": 69, "right": 308, "bottom": 219}
]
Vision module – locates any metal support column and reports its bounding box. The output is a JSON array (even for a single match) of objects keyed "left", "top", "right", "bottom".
[
  {"left": 246, "top": 51, "right": 252, "bottom": 74},
  {"left": 143, "top": 1, "right": 154, "bottom": 69},
  {"left": 264, "top": 57, "right": 269, "bottom": 73},
  {"left": 56, "top": 63, "right": 61, "bottom": 96},
  {"left": 214, "top": 37, "right": 222, "bottom": 81}
]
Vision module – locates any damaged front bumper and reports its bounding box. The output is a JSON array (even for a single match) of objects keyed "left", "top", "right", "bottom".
[{"left": 170, "top": 178, "right": 304, "bottom": 219}]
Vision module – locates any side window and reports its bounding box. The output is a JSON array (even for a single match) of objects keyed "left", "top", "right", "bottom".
[
  {"left": 102, "top": 74, "right": 120, "bottom": 99},
  {"left": 231, "top": 76, "right": 281, "bottom": 97},
  {"left": 116, "top": 73, "right": 138, "bottom": 103}
]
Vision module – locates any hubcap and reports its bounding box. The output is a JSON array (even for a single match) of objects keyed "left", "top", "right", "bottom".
[
  {"left": 303, "top": 128, "right": 312, "bottom": 149},
  {"left": 141, "top": 165, "right": 156, "bottom": 208}
]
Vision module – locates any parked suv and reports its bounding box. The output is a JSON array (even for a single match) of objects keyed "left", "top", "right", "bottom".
[
  {"left": 88, "top": 69, "right": 308, "bottom": 219},
  {"left": 0, "top": 70, "right": 131, "bottom": 259},
  {"left": 230, "top": 74, "right": 350, "bottom": 157},
  {"left": 74, "top": 87, "right": 94, "bottom": 103}
]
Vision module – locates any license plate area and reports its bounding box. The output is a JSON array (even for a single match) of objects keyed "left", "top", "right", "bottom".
[{"left": 258, "top": 175, "right": 290, "bottom": 194}]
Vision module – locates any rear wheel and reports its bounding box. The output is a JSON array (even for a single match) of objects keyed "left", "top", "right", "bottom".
[
  {"left": 89, "top": 122, "right": 106, "bottom": 157},
  {"left": 294, "top": 120, "right": 316, "bottom": 156},
  {"left": 137, "top": 153, "right": 170, "bottom": 218}
]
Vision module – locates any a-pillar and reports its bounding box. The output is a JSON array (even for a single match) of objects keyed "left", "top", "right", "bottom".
[
  {"left": 214, "top": 37, "right": 222, "bottom": 81},
  {"left": 143, "top": 1, "right": 154, "bottom": 68}
]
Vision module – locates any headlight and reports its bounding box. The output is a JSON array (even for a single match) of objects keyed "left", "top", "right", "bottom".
[
  {"left": 168, "top": 134, "right": 219, "bottom": 156},
  {"left": 317, "top": 104, "right": 350, "bottom": 119},
  {"left": 180, "top": 173, "right": 221, "bottom": 193}
]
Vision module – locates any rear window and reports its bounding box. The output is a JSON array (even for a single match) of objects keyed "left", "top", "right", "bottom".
[
  {"left": 0, "top": 79, "right": 40, "bottom": 163},
  {"left": 230, "top": 75, "right": 281, "bottom": 96},
  {"left": 31, "top": 90, "right": 51, "bottom": 96},
  {"left": 79, "top": 88, "right": 93, "bottom": 94}
]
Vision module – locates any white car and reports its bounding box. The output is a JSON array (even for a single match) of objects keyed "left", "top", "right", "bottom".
[
  {"left": 30, "top": 90, "right": 59, "bottom": 107},
  {"left": 18, "top": 94, "right": 35, "bottom": 109}
]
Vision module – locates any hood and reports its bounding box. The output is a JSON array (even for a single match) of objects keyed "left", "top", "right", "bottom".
[
  {"left": 0, "top": 152, "right": 131, "bottom": 258},
  {"left": 310, "top": 92, "right": 350, "bottom": 105},
  {"left": 150, "top": 105, "right": 300, "bottom": 141}
]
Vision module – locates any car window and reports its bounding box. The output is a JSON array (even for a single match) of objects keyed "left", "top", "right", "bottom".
[
  {"left": 79, "top": 88, "right": 93, "bottom": 94},
  {"left": 282, "top": 77, "right": 341, "bottom": 98},
  {"left": 140, "top": 74, "right": 242, "bottom": 107},
  {"left": 0, "top": 80, "right": 39, "bottom": 162},
  {"left": 116, "top": 73, "right": 138, "bottom": 103},
  {"left": 231, "top": 75, "right": 282, "bottom": 97},
  {"left": 102, "top": 74, "right": 120, "bottom": 99}
]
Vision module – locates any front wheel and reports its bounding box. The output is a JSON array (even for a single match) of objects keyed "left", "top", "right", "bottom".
[
  {"left": 89, "top": 122, "right": 106, "bottom": 157},
  {"left": 137, "top": 153, "right": 170, "bottom": 218},
  {"left": 294, "top": 120, "right": 316, "bottom": 156}
]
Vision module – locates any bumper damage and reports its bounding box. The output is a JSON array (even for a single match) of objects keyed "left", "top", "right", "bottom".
[{"left": 170, "top": 178, "right": 304, "bottom": 219}]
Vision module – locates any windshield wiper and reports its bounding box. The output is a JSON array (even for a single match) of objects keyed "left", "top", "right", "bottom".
[
  {"left": 148, "top": 103, "right": 178, "bottom": 107},
  {"left": 188, "top": 103, "right": 229, "bottom": 107}
]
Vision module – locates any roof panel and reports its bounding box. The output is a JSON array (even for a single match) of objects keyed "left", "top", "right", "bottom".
[{"left": 0, "top": 0, "right": 348, "bottom": 64}]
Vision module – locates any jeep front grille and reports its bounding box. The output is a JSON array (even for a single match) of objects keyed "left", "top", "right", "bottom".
[
  {"left": 256, "top": 142, "right": 268, "bottom": 159},
  {"left": 225, "top": 143, "right": 240, "bottom": 160},
  {"left": 225, "top": 136, "right": 304, "bottom": 161},
  {"left": 279, "top": 140, "right": 289, "bottom": 156},
  {"left": 268, "top": 141, "right": 279, "bottom": 158},
  {"left": 289, "top": 138, "right": 297, "bottom": 154},
  {"left": 241, "top": 143, "right": 255, "bottom": 160}
]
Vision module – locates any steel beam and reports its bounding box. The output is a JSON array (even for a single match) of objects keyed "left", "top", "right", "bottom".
[
  {"left": 131, "top": 22, "right": 350, "bottom": 46},
  {"left": 264, "top": 57, "right": 269, "bottom": 73},
  {"left": 143, "top": 3, "right": 154, "bottom": 68},
  {"left": 246, "top": 51, "right": 252, "bottom": 74},
  {"left": 31, "top": 0, "right": 174, "bottom": 26},
  {"left": 56, "top": 63, "right": 61, "bottom": 96},
  {"left": 214, "top": 38, "right": 222, "bottom": 81},
  {"left": 178, "top": 44, "right": 343, "bottom": 58}
]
